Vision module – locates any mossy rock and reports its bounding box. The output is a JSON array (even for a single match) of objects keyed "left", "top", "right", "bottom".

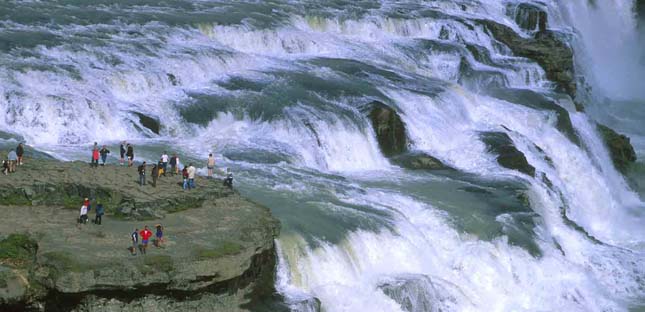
[
  {"left": 41, "top": 251, "right": 87, "bottom": 274},
  {"left": 196, "top": 242, "right": 244, "bottom": 260},
  {"left": 0, "top": 234, "right": 38, "bottom": 267},
  {"left": 143, "top": 255, "right": 174, "bottom": 273},
  {"left": 597, "top": 124, "right": 637, "bottom": 172}
]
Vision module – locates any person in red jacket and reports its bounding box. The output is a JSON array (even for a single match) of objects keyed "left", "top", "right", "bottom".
[
  {"left": 91, "top": 143, "right": 100, "bottom": 168},
  {"left": 139, "top": 226, "right": 153, "bottom": 254}
]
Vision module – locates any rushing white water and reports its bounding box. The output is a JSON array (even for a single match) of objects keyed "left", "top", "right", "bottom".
[{"left": 1, "top": 1, "right": 644, "bottom": 311}]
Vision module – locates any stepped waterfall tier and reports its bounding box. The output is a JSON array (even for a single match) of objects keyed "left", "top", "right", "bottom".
[{"left": 1, "top": 1, "right": 644, "bottom": 311}]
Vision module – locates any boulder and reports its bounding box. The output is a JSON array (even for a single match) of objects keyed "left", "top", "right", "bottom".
[
  {"left": 597, "top": 124, "right": 637, "bottom": 172},
  {"left": 133, "top": 112, "right": 161, "bottom": 135},
  {"left": 480, "top": 20, "right": 576, "bottom": 96},
  {"left": 368, "top": 103, "right": 407, "bottom": 157},
  {"left": 391, "top": 152, "right": 449, "bottom": 170},
  {"left": 481, "top": 132, "right": 536, "bottom": 177}
]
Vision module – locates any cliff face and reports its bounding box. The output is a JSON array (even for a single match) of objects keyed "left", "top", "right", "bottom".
[{"left": 0, "top": 158, "right": 280, "bottom": 311}]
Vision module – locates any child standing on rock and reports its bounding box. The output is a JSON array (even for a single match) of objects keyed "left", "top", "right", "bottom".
[
  {"left": 131, "top": 228, "right": 139, "bottom": 255},
  {"left": 154, "top": 224, "right": 164, "bottom": 247},
  {"left": 79, "top": 204, "right": 88, "bottom": 224}
]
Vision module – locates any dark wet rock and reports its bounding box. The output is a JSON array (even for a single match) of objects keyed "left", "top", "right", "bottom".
[
  {"left": 379, "top": 275, "right": 466, "bottom": 311},
  {"left": 596, "top": 123, "right": 637, "bottom": 172},
  {"left": 511, "top": 3, "right": 548, "bottom": 32},
  {"left": 637, "top": 0, "right": 645, "bottom": 21},
  {"left": 368, "top": 102, "right": 408, "bottom": 157},
  {"left": 391, "top": 152, "right": 449, "bottom": 170},
  {"left": 166, "top": 73, "right": 178, "bottom": 86},
  {"left": 0, "top": 157, "right": 280, "bottom": 311},
  {"left": 480, "top": 20, "right": 575, "bottom": 96},
  {"left": 133, "top": 112, "right": 161, "bottom": 135},
  {"left": 481, "top": 132, "right": 536, "bottom": 177}
]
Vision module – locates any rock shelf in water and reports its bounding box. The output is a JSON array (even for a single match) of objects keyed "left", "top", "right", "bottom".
[{"left": 0, "top": 157, "right": 280, "bottom": 311}]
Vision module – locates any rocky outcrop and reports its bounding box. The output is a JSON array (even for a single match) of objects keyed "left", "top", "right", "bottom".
[
  {"left": 480, "top": 20, "right": 576, "bottom": 96},
  {"left": 0, "top": 158, "right": 280, "bottom": 311},
  {"left": 132, "top": 112, "right": 161, "bottom": 135},
  {"left": 391, "top": 152, "right": 449, "bottom": 170},
  {"left": 481, "top": 132, "right": 536, "bottom": 177},
  {"left": 512, "top": 3, "right": 547, "bottom": 32},
  {"left": 368, "top": 103, "right": 407, "bottom": 157},
  {"left": 597, "top": 124, "right": 637, "bottom": 172}
]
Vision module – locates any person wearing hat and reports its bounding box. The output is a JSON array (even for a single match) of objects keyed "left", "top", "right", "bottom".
[{"left": 154, "top": 224, "right": 164, "bottom": 247}]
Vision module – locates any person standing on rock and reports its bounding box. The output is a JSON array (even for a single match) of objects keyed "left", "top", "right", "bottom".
[
  {"left": 99, "top": 145, "right": 110, "bottom": 166},
  {"left": 94, "top": 202, "right": 104, "bottom": 225},
  {"left": 140, "top": 226, "right": 153, "bottom": 254},
  {"left": 182, "top": 166, "right": 189, "bottom": 190},
  {"left": 151, "top": 164, "right": 159, "bottom": 188},
  {"left": 207, "top": 153, "right": 215, "bottom": 179},
  {"left": 131, "top": 228, "right": 139, "bottom": 255},
  {"left": 16, "top": 143, "right": 24, "bottom": 166},
  {"left": 154, "top": 224, "right": 164, "bottom": 247},
  {"left": 169, "top": 154, "right": 178, "bottom": 176},
  {"left": 187, "top": 163, "right": 196, "bottom": 190},
  {"left": 161, "top": 151, "right": 169, "bottom": 177},
  {"left": 79, "top": 204, "right": 88, "bottom": 224},
  {"left": 91, "top": 144, "right": 99, "bottom": 168},
  {"left": 126, "top": 144, "right": 134, "bottom": 167},
  {"left": 138, "top": 161, "right": 147, "bottom": 186},
  {"left": 7, "top": 150, "right": 17, "bottom": 173},
  {"left": 120, "top": 141, "right": 126, "bottom": 166}
]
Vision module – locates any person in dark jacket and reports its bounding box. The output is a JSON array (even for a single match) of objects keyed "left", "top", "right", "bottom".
[
  {"left": 2, "top": 160, "right": 9, "bottom": 175},
  {"left": 169, "top": 154, "right": 177, "bottom": 176},
  {"left": 151, "top": 164, "right": 159, "bottom": 187},
  {"left": 131, "top": 228, "right": 139, "bottom": 255},
  {"left": 94, "top": 203, "right": 105, "bottom": 225},
  {"left": 119, "top": 141, "right": 126, "bottom": 166},
  {"left": 99, "top": 146, "right": 110, "bottom": 166},
  {"left": 16, "top": 143, "right": 24, "bottom": 166},
  {"left": 126, "top": 144, "right": 134, "bottom": 167},
  {"left": 138, "top": 161, "right": 147, "bottom": 186}
]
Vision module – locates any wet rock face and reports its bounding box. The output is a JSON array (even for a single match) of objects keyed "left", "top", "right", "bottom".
[
  {"left": 597, "top": 124, "right": 637, "bottom": 172},
  {"left": 513, "top": 3, "right": 548, "bottom": 32},
  {"left": 133, "top": 112, "right": 161, "bottom": 135},
  {"left": 391, "top": 152, "right": 449, "bottom": 170},
  {"left": 369, "top": 103, "right": 407, "bottom": 157},
  {"left": 481, "top": 132, "right": 536, "bottom": 177},
  {"left": 481, "top": 20, "right": 575, "bottom": 96}
]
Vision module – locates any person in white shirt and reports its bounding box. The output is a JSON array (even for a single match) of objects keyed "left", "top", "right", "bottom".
[
  {"left": 161, "top": 151, "right": 169, "bottom": 177},
  {"left": 79, "top": 205, "right": 88, "bottom": 224},
  {"left": 187, "top": 163, "right": 196, "bottom": 189}
]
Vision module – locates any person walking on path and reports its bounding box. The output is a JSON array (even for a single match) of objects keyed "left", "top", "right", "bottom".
[
  {"left": 91, "top": 144, "right": 99, "bottom": 168},
  {"left": 131, "top": 228, "right": 139, "bottom": 255},
  {"left": 7, "top": 150, "right": 17, "bottom": 173},
  {"left": 120, "top": 141, "right": 126, "bottom": 166},
  {"left": 94, "top": 203, "right": 104, "bottom": 225},
  {"left": 207, "top": 153, "right": 215, "bottom": 179},
  {"left": 187, "top": 163, "right": 196, "bottom": 190},
  {"left": 169, "top": 154, "right": 178, "bottom": 176},
  {"left": 16, "top": 143, "right": 24, "bottom": 166},
  {"left": 138, "top": 161, "right": 147, "bottom": 186},
  {"left": 140, "top": 226, "right": 153, "bottom": 254},
  {"left": 126, "top": 144, "right": 134, "bottom": 167},
  {"left": 161, "top": 151, "right": 169, "bottom": 177},
  {"left": 79, "top": 204, "right": 88, "bottom": 224},
  {"left": 182, "top": 166, "right": 189, "bottom": 190},
  {"left": 154, "top": 224, "right": 164, "bottom": 247},
  {"left": 151, "top": 164, "right": 159, "bottom": 187},
  {"left": 99, "top": 145, "right": 110, "bottom": 166}
]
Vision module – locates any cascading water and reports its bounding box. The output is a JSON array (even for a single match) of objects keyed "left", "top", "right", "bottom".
[{"left": 1, "top": 0, "right": 644, "bottom": 311}]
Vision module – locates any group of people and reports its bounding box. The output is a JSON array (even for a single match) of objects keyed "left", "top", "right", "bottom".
[
  {"left": 78, "top": 197, "right": 105, "bottom": 225},
  {"left": 130, "top": 224, "right": 164, "bottom": 255},
  {"left": 3, "top": 143, "right": 25, "bottom": 175}
]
